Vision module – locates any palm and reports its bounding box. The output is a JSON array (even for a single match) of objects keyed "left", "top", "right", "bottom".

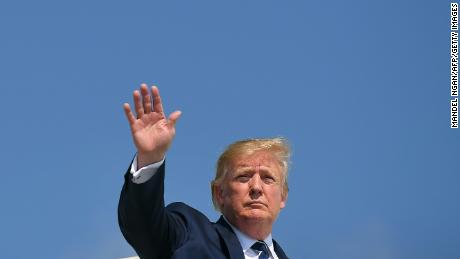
[
  {"left": 123, "top": 84, "right": 181, "bottom": 166},
  {"left": 131, "top": 112, "right": 173, "bottom": 154}
]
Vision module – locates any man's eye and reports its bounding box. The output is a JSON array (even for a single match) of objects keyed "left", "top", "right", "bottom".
[
  {"left": 263, "top": 176, "right": 275, "bottom": 183},
  {"left": 237, "top": 175, "right": 250, "bottom": 182}
]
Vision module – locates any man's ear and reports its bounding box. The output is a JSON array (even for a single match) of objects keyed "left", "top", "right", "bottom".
[
  {"left": 213, "top": 183, "right": 224, "bottom": 205},
  {"left": 280, "top": 192, "right": 288, "bottom": 209}
]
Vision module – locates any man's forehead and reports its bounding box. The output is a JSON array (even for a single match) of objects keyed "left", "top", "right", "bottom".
[{"left": 234, "top": 164, "right": 274, "bottom": 170}]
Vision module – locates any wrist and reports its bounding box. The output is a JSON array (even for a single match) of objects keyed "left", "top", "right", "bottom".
[{"left": 137, "top": 151, "right": 165, "bottom": 169}]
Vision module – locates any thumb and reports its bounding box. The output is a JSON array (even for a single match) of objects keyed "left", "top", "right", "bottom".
[{"left": 168, "top": 110, "right": 182, "bottom": 128}]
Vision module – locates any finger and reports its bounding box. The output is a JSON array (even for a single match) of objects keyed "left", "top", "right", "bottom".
[
  {"left": 141, "top": 84, "right": 152, "bottom": 114},
  {"left": 133, "top": 90, "right": 144, "bottom": 118},
  {"left": 168, "top": 110, "right": 182, "bottom": 128},
  {"left": 123, "top": 103, "right": 136, "bottom": 125},
  {"left": 152, "top": 86, "right": 165, "bottom": 116}
]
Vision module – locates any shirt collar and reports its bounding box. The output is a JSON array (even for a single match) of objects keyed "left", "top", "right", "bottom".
[{"left": 222, "top": 216, "right": 274, "bottom": 251}]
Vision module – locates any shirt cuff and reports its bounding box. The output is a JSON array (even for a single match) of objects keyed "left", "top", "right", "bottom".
[{"left": 130, "top": 155, "right": 165, "bottom": 184}]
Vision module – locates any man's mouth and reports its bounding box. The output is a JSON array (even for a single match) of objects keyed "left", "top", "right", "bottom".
[{"left": 246, "top": 201, "right": 267, "bottom": 207}]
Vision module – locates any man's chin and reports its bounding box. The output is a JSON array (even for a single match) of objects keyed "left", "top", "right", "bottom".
[{"left": 241, "top": 210, "right": 270, "bottom": 221}]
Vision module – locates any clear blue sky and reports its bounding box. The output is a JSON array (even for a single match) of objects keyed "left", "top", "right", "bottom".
[{"left": 0, "top": 1, "right": 458, "bottom": 258}]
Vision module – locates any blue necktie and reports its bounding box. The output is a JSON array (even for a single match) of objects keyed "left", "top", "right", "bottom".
[{"left": 251, "top": 240, "right": 271, "bottom": 259}]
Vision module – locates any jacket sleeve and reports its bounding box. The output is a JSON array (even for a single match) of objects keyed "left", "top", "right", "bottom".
[{"left": 118, "top": 161, "right": 187, "bottom": 259}]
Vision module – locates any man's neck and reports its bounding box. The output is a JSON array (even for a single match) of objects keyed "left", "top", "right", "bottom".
[{"left": 222, "top": 215, "right": 272, "bottom": 241}]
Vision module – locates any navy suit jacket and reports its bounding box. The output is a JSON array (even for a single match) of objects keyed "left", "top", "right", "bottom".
[{"left": 118, "top": 161, "right": 289, "bottom": 259}]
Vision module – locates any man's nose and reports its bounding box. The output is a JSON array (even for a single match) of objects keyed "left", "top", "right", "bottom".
[{"left": 249, "top": 175, "right": 263, "bottom": 198}]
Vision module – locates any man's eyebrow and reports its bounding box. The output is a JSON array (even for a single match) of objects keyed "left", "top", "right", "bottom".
[
  {"left": 233, "top": 167, "right": 253, "bottom": 173},
  {"left": 235, "top": 161, "right": 274, "bottom": 166},
  {"left": 234, "top": 165, "right": 274, "bottom": 172}
]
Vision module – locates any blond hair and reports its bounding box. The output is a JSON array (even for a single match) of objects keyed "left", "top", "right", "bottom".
[{"left": 211, "top": 137, "right": 290, "bottom": 212}]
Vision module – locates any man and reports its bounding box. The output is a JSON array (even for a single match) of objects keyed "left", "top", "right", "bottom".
[{"left": 118, "top": 84, "right": 290, "bottom": 259}]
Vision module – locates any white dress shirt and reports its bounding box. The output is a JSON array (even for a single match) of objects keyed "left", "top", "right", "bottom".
[
  {"left": 129, "top": 155, "right": 279, "bottom": 259},
  {"left": 223, "top": 217, "right": 279, "bottom": 259}
]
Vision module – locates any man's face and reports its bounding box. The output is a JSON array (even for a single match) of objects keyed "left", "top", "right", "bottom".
[{"left": 216, "top": 151, "right": 287, "bottom": 226}]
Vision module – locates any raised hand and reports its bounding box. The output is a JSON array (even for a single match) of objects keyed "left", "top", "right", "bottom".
[{"left": 123, "top": 84, "right": 181, "bottom": 168}]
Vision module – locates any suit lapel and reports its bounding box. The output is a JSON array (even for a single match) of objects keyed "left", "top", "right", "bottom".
[
  {"left": 273, "top": 239, "right": 289, "bottom": 259},
  {"left": 214, "top": 216, "right": 245, "bottom": 259},
  {"left": 215, "top": 216, "right": 289, "bottom": 259}
]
